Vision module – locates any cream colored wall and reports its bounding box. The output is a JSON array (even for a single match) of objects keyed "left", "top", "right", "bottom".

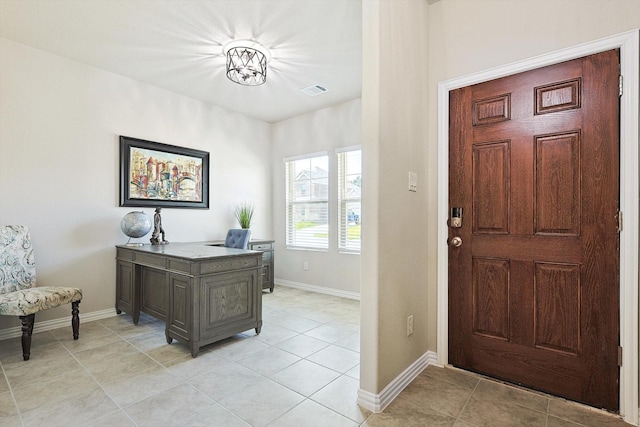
[
  {"left": 361, "top": 0, "right": 430, "bottom": 392},
  {"left": 425, "top": 0, "right": 640, "bottom": 352},
  {"left": 0, "top": 38, "right": 272, "bottom": 330},
  {"left": 271, "top": 99, "right": 362, "bottom": 295}
]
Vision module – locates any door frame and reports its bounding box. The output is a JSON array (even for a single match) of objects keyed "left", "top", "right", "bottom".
[{"left": 437, "top": 30, "right": 639, "bottom": 425}]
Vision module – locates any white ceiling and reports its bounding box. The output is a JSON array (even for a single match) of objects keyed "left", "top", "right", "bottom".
[{"left": 0, "top": 0, "right": 362, "bottom": 123}]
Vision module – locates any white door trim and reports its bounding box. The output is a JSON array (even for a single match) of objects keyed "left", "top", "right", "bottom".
[{"left": 437, "top": 30, "right": 639, "bottom": 425}]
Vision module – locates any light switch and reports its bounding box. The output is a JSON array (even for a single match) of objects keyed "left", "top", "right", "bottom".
[{"left": 408, "top": 172, "right": 417, "bottom": 192}]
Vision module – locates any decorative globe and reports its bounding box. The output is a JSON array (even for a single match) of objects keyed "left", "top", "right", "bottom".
[{"left": 121, "top": 211, "right": 152, "bottom": 239}]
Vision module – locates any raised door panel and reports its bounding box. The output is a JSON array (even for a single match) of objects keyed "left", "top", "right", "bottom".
[
  {"left": 534, "top": 78, "right": 581, "bottom": 115},
  {"left": 200, "top": 269, "right": 259, "bottom": 338},
  {"left": 535, "top": 132, "right": 581, "bottom": 235},
  {"left": 116, "top": 260, "right": 134, "bottom": 313},
  {"left": 473, "top": 93, "right": 511, "bottom": 125},
  {"left": 472, "top": 141, "right": 510, "bottom": 234},
  {"left": 472, "top": 257, "right": 510, "bottom": 341},
  {"left": 168, "top": 273, "right": 191, "bottom": 341},
  {"left": 141, "top": 267, "right": 168, "bottom": 321},
  {"left": 534, "top": 262, "right": 581, "bottom": 355}
]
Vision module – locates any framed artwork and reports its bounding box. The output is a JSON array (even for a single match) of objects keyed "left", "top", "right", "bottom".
[{"left": 119, "top": 136, "right": 210, "bottom": 209}]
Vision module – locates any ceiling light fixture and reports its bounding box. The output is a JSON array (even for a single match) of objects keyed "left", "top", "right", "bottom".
[{"left": 223, "top": 40, "right": 271, "bottom": 86}]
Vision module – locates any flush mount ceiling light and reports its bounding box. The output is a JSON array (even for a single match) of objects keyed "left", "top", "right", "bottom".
[{"left": 223, "top": 40, "right": 271, "bottom": 86}]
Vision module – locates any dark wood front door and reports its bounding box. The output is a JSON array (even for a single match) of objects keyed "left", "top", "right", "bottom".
[{"left": 448, "top": 49, "right": 620, "bottom": 411}]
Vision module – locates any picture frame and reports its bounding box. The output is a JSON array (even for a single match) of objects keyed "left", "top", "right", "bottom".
[{"left": 119, "top": 135, "right": 210, "bottom": 209}]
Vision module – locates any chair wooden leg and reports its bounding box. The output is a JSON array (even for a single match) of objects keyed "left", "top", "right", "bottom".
[
  {"left": 71, "top": 301, "right": 80, "bottom": 340},
  {"left": 19, "top": 314, "right": 35, "bottom": 361}
]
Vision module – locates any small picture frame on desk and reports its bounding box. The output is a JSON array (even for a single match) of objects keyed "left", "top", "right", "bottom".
[{"left": 119, "top": 135, "right": 210, "bottom": 209}]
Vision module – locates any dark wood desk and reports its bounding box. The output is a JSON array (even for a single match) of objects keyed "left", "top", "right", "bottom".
[{"left": 115, "top": 243, "right": 263, "bottom": 357}]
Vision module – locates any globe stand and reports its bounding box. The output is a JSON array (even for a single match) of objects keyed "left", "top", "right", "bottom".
[{"left": 125, "top": 237, "right": 144, "bottom": 247}]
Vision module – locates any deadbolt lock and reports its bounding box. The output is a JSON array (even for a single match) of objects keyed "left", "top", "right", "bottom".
[{"left": 450, "top": 207, "right": 463, "bottom": 228}]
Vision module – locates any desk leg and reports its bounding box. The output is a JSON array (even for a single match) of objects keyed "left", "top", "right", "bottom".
[
  {"left": 190, "top": 342, "right": 199, "bottom": 358},
  {"left": 165, "top": 329, "right": 173, "bottom": 344},
  {"left": 132, "top": 265, "right": 141, "bottom": 324},
  {"left": 255, "top": 320, "right": 263, "bottom": 335}
]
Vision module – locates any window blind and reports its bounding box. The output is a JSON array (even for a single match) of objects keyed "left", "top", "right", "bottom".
[
  {"left": 337, "top": 149, "right": 361, "bottom": 253},
  {"left": 285, "top": 154, "right": 329, "bottom": 250}
]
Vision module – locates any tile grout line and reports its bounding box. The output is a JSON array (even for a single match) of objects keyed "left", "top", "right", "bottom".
[
  {"left": 0, "top": 353, "right": 25, "bottom": 427},
  {"left": 260, "top": 298, "right": 364, "bottom": 425},
  {"left": 56, "top": 326, "right": 142, "bottom": 427},
  {"left": 236, "top": 307, "right": 363, "bottom": 425},
  {"left": 544, "top": 395, "right": 551, "bottom": 427},
  {"left": 454, "top": 377, "right": 481, "bottom": 426}
]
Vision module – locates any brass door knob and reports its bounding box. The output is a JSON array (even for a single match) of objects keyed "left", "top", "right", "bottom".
[{"left": 450, "top": 236, "right": 463, "bottom": 247}]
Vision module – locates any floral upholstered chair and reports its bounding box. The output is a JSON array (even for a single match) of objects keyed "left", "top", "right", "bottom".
[{"left": 0, "top": 225, "right": 82, "bottom": 360}]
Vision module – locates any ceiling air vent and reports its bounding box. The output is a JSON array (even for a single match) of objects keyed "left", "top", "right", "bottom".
[{"left": 301, "top": 84, "right": 329, "bottom": 96}]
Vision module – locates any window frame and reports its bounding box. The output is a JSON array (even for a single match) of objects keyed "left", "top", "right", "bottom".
[
  {"left": 284, "top": 152, "right": 330, "bottom": 251},
  {"left": 336, "top": 146, "right": 362, "bottom": 254}
]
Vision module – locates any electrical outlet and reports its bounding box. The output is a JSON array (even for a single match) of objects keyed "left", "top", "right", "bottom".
[
  {"left": 303, "top": 261, "right": 308, "bottom": 271},
  {"left": 408, "top": 172, "right": 417, "bottom": 192},
  {"left": 407, "top": 314, "right": 414, "bottom": 336}
]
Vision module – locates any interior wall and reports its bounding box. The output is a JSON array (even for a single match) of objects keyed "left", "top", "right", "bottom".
[
  {"left": 426, "top": 0, "right": 640, "bottom": 351},
  {"left": 0, "top": 38, "right": 272, "bottom": 330},
  {"left": 360, "top": 0, "right": 430, "bottom": 393},
  {"left": 271, "top": 99, "right": 361, "bottom": 295}
]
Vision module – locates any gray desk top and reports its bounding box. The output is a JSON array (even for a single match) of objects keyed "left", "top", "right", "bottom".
[{"left": 116, "top": 242, "right": 261, "bottom": 261}]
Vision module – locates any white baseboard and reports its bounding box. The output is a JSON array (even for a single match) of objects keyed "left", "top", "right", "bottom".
[
  {"left": 357, "top": 350, "right": 440, "bottom": 412},
  {"left": 275, "top": 278, "right": 360, "bottom": 301},
  {"left": 0, "top": 308, "right": 118, "bottom": 341}
]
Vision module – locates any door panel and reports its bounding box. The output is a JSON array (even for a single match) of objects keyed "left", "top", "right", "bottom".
[
  {"left": 448, "top": 49, "right": 620, "bottom": 411},
  {"left": 535, "top": 132, "right": 581, "bottom": 235},
  {"left": 472, "top": 257, "right": 510, "bottom": 340},
  {"left": 534, "top": 262, "right": 580, "bottom": 355},
  {"left": 473, "top": 141, "right": 510, "bottom": 233}
]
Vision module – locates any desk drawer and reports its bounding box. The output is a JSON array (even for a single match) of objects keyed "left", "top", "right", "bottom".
[
  {"left": 136, "top": 253, "right": 167, "bottom": 268},
  {"left": 169, "top": 259, "right": 191, "bottom": 274},
  {"left": 250, "top": 242, "right": 273, "bottom": 251},
  {"left": 200, "top": 256, "right": 261, "bottom": 274},
  {"left": 117, "top": 249, "right": 135, "bottom": 261}
]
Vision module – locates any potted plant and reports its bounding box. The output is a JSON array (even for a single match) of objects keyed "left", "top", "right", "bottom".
[{"left": 234, "top": 202, "right": 254, "bottom": 229}]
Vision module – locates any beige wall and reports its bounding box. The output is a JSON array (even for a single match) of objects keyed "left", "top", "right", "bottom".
[
  {"left": 361, "top": 0, "right": 431, "bottom": 392},
  {"left": 0, "top": 38, "right": 273, "bottom": 331},
  {"left": 271, "top": 99, "right": 362, "bottom": 296}
]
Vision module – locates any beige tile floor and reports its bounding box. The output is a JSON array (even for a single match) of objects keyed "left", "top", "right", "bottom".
[{"left": 0, "top": 286, "right": 629, "bottom": 426}]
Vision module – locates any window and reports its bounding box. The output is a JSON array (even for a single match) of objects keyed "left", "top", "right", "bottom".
[
  {"left": 285, "top": 153, "right": 329, "bottom": 250},
  {"left": 337, "top": 148, "right": 361, "bottom": 253}
]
